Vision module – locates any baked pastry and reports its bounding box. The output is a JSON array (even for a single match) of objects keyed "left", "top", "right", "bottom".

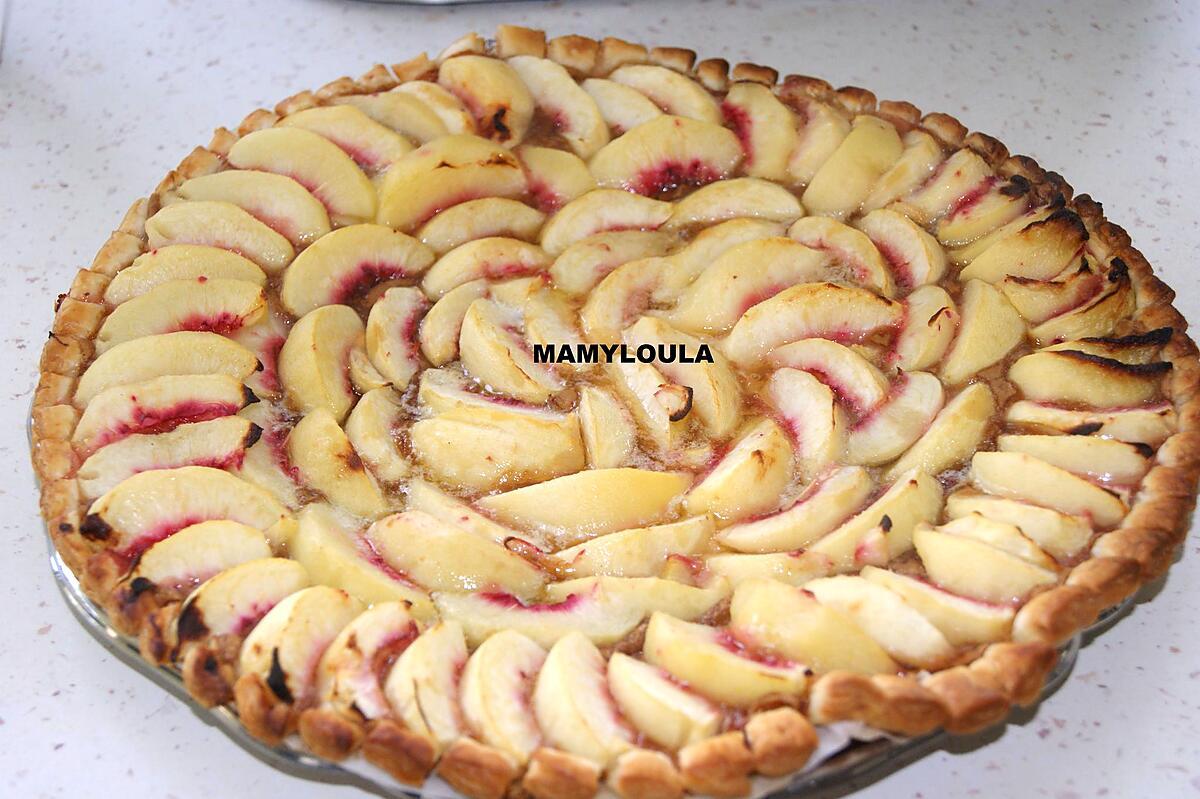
[{"left": 30, "top": 23, "right": 1200, "bottom": 799}]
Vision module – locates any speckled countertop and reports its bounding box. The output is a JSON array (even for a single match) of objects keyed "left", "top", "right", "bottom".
[{"left": 2, "top": 0, "right": 1199, "bottom": 796}]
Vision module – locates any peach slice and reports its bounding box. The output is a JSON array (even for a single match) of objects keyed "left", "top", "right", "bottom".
[
  {"left": 581, "top": 77, "right": 663, "bottom": 133},
  {"left": 945, "top": 489, "right": 1093, "bottom": 562},
  {"left": 704, "top": 550, "right": 835, "bottom": 588},
  {"left": 75, "top": 332, "right": 258, "bottom": 405},
  {"left": 959, "top": 208, "right": 1088, "bottom": 283},
  {"left": 422, "top": 236, "right": 550, "bottom": 297},
  {"left": 128, "top": 520, "right": 271, "bottom": 592},
  {"left": 145, "top": 200, "right": 294, "bottom": 273},
  {"left": 406, "top": 476, "right": 536, "bottom": 548},
  {"left": 460, "top": 630, "right": 546, "bottom": 765},
  {"left": 72, "top": 373, "right": 252, "bottom": 456},
  {"left": 553, "top": 516, "right": 713, "bottom": 578},
  {"left": 279, "top": 105, "right": 414, "bottom": 170},
  {"left": 997, "top": 433, "right": 1150, "bottom": 485},
  {"left": 643, "top": 612, "right": 810, "bottom": 707},
  {"left": 418, "top": 280, "right": 489, "bottom": 368},
  {"left": 802, "top": 115, "right": 903, "bottom": 220},
  {"left": 333, "top": 91, "right": 451, "bottom": 144},
  {"left": 410, "top": 404, "right": 584, "bottom": 492},
  {"left": 845, "top": 372, "right": 943, "bottom": 466},
  {"left": 227, "top": 128, "right": 377, "bottom": 225},
  {"left": 104, "top": 245, "right": 266, "bottom": 306},
  {"left": 458, "top": 298, "right": 564, "bottom": 403},
  {"left": 940, "top": 514, "right": 1057, "bottom": 570},
  {"left": 176, "top": 557, "right": 309, "bottom": 642},
  {"left": 624, "top": 316, "right": 743, "bottom": 437},
  {"left": 860, "top": 566, "right": 1014, "bottom": 646},
  {"left": 804, "top": 575, "right": 955, "bottom": 669},
  {"left": 934, "top": 178, "right": 1032, "bottom": 247},
  {"left": 312, "top": 600, "right": 420, "bottom": 722},
  {"left": 517, "top": 144, "right": 597, "bottom": 211},
  {"left": 607, "top": 355, "right": 695, "bottom": 453},
  {"left": 885, "top": 382, "right": 995, "bottom": 481},
  {"left": 344, "top": 387, "right": 409, "bottom": 485},
  {"left": 508, "top": 55, "right": 609, "bottom": 157},
  {"left": 769, "top": 338, "right": 889, "bottom": 414},
  {"left": 433, "top": 584, "right": 645, "bottom": 648},
  {"left": 946, "top": 204, "right": 1055, "bottom": 266},
  {"left": 861, "top": 129, "right": 944, "bottom": 212},
  {"left": 349, "top": 339, "right": 394, "bottom": 397},
  {"left": 971, "top": 451, "right": 1128, "bottom": 529},
  {"left": 231, "top": 404, "right": 302, "bottom": 512},
  {"left": 716, "top": 466, "right": 873, "bottom": 554},
  {"left": 534, "top": 632, "right": 635, "bottom": 768},
  {"left": 476, "top": 468, "right": 692, "bottom": 539},
  {"left": 807, "top": 468, "right": 943, "bottom": 567},
  {"left": 901, "top": 148, "right": 993, "bottom": 224},
  {"left": 1040, "top": 328, "right": 1171, "bottom": 365},
  {"left": 418, "top": 197, "right": 545, "bottom": 255},
  {"left": 787, "top": 216, "right": 895, "bottom": 297},
  {"left": 383, "top": 621, "right": 468, "bottom": 750},
  {"left": 576, "top": 385, "right": 637, "bottom": 471},
  {"left": 764, "top": 368, "right": 847, "bottom": 477},
  {"left": 95, "top": 278, "right": 266, "bottom": 353},
  {"left": 393, "top": 80, "right": 475, "bottom": 135},
  {"left": 913, "top": 525, "right": 1057, "bottom": 604},
  {"left": 543, "top": 576, "right": 729, "bottom": 622},
  {"left": 439, "top": 55, "right": 535, "bottom": 145},
  {"left": 82, "top": 465, "right": 290, "bottom": 559},
  {"left": 175, "top": 171, "right": 331, "bottom": 247},
  {"left": 787, "top": 100, "right": 850, "bottom": 184},
  {"left": 685, "top": 418, "right": 794, "bottom": 522},
  {"left": 77, "top": 416, "right": 258, "bottom": 499},
  {"left": 939, "top": 279, "right": 1026, "bottom": 386},
  {"left": 892, "top": 285, "right": 959, "bottom": 371},
  {"left": 280, "top": 224, "right": 435, "bottom": 316},
  {"left": 287, "top": 408, "right": 392, "bottom": 519},
  {"left": 590, "top": 115, "right": 742, "bottom": 196},
  {"left": 364, "top": 287, "right": 427, "bottom": 390},
  {"left": 1029, "top": 273, "right": 1136, "bottom": 344},
  {"left": 523, "top": 286, "right": 589, "bottom": 359},
  {"left": 1005, "top": 400, "right": 1175, "bottom": 446},
  {"left": 368, "top": 510, "right": 546, "bottom": 599},
  {"left": 609, "top": 64, "right": 720, "bottom": 123},
  {"left": 540, "top": 189, "right": 673, "bottom": 257},
  {"left": 607, "top": 652, "right": 721, "bottom": 750},
  {"left": 289, "top": 503, "right": 434, "bottom": 618},
  {"left": 576, "top": 257, "right": 667, "bottom": 344},
  {"left": 415, "top": 366, "right": 559, "bottom": 421},
  {"left": 376, "top": 134, "right": 528, "bottom": 232},
  {"left": 731, "top": 578, "right": 898, "bottom": 675},
  {"left": 1009, "top": 350, "right": 1168, "bottom": 408},
  {"left": 278, "top": 305, "right": 361, "bottom": 422},
  {"left": 549, "top": 230, "right": 673, "bottom": 297},
  {"left": 655, "top": 217, "right": 786, "bottom": 299},
  {"left": 231, "top": 310, "right": 289, "bottom": 400},
  {"left": 720, "top": 82, "right": 798, "bottom": 181},
  {"left": 724, "top": 282, "right": 904, "bottom": 367},
  {"left": 666, "top": 178, "right": 803, "bottom": 229},
  {"left": 668, "top": 238, "right": 827, "bottom": 334},
  {"left": 238, "top": 585, "right": 363, "bottom": 711},
  {"left": 855, "top": 208, "right": 947, "bottom": 289}
]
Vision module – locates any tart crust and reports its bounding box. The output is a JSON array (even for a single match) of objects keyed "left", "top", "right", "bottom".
[{"left": 29, "top": 23, "right": 1199, "bottom": 799}]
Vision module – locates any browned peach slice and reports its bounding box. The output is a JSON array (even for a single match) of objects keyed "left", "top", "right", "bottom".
[
  {"left": 175, "top": 171, "right": 330, "bottom": 247},
  {"left": 127, "top": 520, "right": 272, "bottom": 596},
  {"left": 720, "top": 82, "right": 798, "bottom": 181},
  {"left": 288, "top": 409, "right": 391, "bottom": 520},
  {"left": 934, "top": 177, "right": 1032, "bottom": 246},
  {"left": 439, "top": 55, "right": 535, "bottom": 144},
  {"left": 227, "top": 128, "right": 377, "bottom": 225},
  {"left": 947, "top": 204, "right": 1055, "bottom": 265},
  {"left": 998, "top": 262, "right": 1105, "bottom": 324},
  {"left": 685, "top": 417, "right": 794, "bottom": 523},
  {"left": 1040, "top": 328, "right": 1171, "bottom": 365},
  {"left": 96, "top": 278, "right": 266, "bottom": 353},
  {"left": 508, "top": 56, "right": 609, "bottom": 157},
  {"left": 1005, "top": 400, "right": 1175, "bottom": 446},
  {"left": 590, "top": 115, "right": 742, "bottom": 196},
  {"left": 1009, "top": 350, "right": 1169, "bottom": 408},
  {"left": 579, "top": 257, "right": 669, "bottom": 343},
  {"left": 524, "top": 288, "right": 590, "bottom": 373},
  {"left": 393, "top": 80, "right": 475, "bottom": 135},
  {"left": 1029, "top": 269, "right": 1135, "bottom": 344},
  {"left": 279, "top": 105, "right": 414, "bottom": 170},
  {"left": 145, "top": 200, "right": 294, "bottom": 273},
  {"left": 418, "top": 280, "right": 488, "bottom": 366},
  {"left": 418, "top": 197, "right": 545, "bottom": 255},
  {"left": 176, "top": 558, "right": 309, "bottom": 643},
  {"left": 958, "top": 208, "right": 1088, "bottom": 283}
]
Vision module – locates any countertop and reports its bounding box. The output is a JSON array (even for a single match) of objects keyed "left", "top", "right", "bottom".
[{"left": 2, "top": 0, "right": 1199, "bottom": 796}]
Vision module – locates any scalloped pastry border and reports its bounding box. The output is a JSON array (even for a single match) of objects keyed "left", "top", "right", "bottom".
[{"left": 28, "top": 23, "right": 1200, "bottom": 799}]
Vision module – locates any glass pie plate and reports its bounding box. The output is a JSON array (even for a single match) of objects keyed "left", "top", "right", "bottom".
[{"left": 46, "top": 530, "right": 1129, "bottom": 799}]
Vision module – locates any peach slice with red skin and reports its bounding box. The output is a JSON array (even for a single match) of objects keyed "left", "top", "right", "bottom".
[
  {"left": 418, "top": 280, "right": 488, "bottom": 367},
  {"left": 540, "top": 189, "right": 673, "bottom": 257},
  {"left": 227, "top": 127, "right": 377, "bottom": 226},
  {"left": 508, "top": 56, "right": 609, "bottom": 158},
  {"left": 1040, "top": 328, "right": 1171, "bottom": 366},
  {"left": 124, "top": 521, "right": 271, "bottom": 602},
  {"left": 439, "top": 55, "right": 535, "bottom": 145},
  {"left": 459, "top": 629, "right": 547, "bottom": 765},
  {"left": 608, "top": 64, "right": 721, "bottom": 124},
  {"left": 764, "top": 368, "right": 848, "bottom": 478},
  {"left": 656, "top": 218, "right": 785, "bottom": 299},
  {"left": 95, "top": 278, "right": 266, "bottom": 354},
  {"left": 891, "top": 285, "right": 959, "bottom": 372},
  {"left": 417, "top": 197, "right": 546, "bottom": 255},
  {"left": 768, "top": 338, "right": 889, "bottom": 415},
  {"left": 333, "top": 90, "right": 450, "bottom": 144},
  {"left": 720, "top": 82, "right": 798, "bottom": 182},
  {"left": 104, "top": 245, "right": 266, "bottom": 306},
  {"left": 846, "top": 371, "right": 944, "bottom": 466},
  {"left": 724, "top": 282, "right": 904, "bottom": 367},
  {"left": 901, "top": 148, "right": 994, "bottom": 225},
  {"left": 517, "top": 145, "right": 597, "bottom": 212},
  {"left": 884, "top": 382, "right": 995, "bottom": 482},
  {"left": 72, "top": 373, "right": 253, "bottom": 457},
  {"left": 607, "top": 651, "right": 722, "bottom": 750},
  {"left": 935, "top": 177, "right": 1032, "bottom": 246},
  {"left": 1029, "top": 269, "right": 1136, "bottom": 344},
  {"left": 278, "top": 305, "right": 362, "bottom": 423},
  {"left": 145, "top": 200, "right": 295, "bottom": 273},
  {"left": 938, "top": 279, "right": 1026, "bottom": 386},
  {"left": 971, "top": 451, "right": 1128, "bottom": 529},
  {"left": 175, "top": 557, "right": 309, "bottom": 643},
  {"left": 860, "top": 566, "right": 1015, "bottom": 646},
  {"left": 581, "top": 77, "right": 663, "bottom": 133},
  {"left": 787, "top": 99, "right": 850, "bottom": 184},
  {"left": 376, "top": 134, "right": 528, "bottom": 232},
  {"left": 549, "top": 230, "right": 673, "bottom": 297},
  {"left": 945, "top": 489, "right": 1093, "bottom": 562},
  {"left": 997, "top": 434, "right": 1151, "bottom": 485},
  {"left": 345, "top": 387, "right": 410, "bottom": 485},
  {"left": 280, "top": 224, "right": 435, "bottom": 317},
  {"left": 579, "top": 257, "right": 669, "bottom": 343},
  {"left": 175, "top": 171, "right": 331, "bottom": 248},
  {"left": 590, "top": 115, "right": 743, "bottom": 196},
  {"left": 577, "top": 385, "right": 637, "bottom": 470},
  {"left": 422, "top": 236, "right": 551, "bottom": 298},
  {"left": 383, "top": 621, "right": 468, "bottom": 751},
  {"left": 854, "top": 208, "right": 947, "bottom": 289},
  {"left": 393, "top": 80, "right": 475, "bottom": 135},
  {"left": 365, "top": 287, "right": 428, "bottom": 390},
  {"left": 861, "top": 129, "right": 944, "bottom": 212},
  {"left": 787, "top": 216, "right": 895, "bottom": 297},
  {"left": 665, "top": 178, "right": 803, "bottom": 229},
  {"left": 288, "top": 409, "right": 392, "bottom": 520},
  {"left": 947, "top": 204, "right": 1055, "bottom": 266},
  {"left": 77, "top": 416, "right": 259, "bottom": 499},
  {"left": 279, "top": 104, "right": 414, "bottom": 171}
]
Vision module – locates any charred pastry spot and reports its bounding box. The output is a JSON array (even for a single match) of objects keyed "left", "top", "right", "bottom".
[
  {"left": 1083, "top": 327, "right": 1173, "bottom": 349},
  {"left": 1067, "top": 422, "right": 1104, "bottom": 436},
  {"left": 203, "top": 653, "right": 219, "bottom": 674},
  {"left": 1000, "top": 175, "right": 1031, "bottom": 197},
  {"left": 1029, "top": 207, "right": 1089, "bottom": 242},
  {"left": 1132, "top": 442, "right": 1156, "bottom": 459},
  {"left": 1107, "top": 258, "right": 1129, "bottom": 283},
  {"left": 266, "top": 648, "right": 294, "bottom": 703},
  {"left": 1056, "top": 349, "right": 1173, "bottom": 376},
  {"left": 129, "top": 576, "right": 155, "bottom": 597},
  {"left": 80, "top": 513, "right": 112, "bottom": 541},
  {"left": 242, "top": 385, "right": 261, "bottom": 405},
  {"left": 57, "top": 522, "right": 74, "bottom": 534},
  {"left": 54, "top": 293, "right": 67, "bottom": 311},
  {"left": 490, "top": 108, "right": 510, "bottom": 139},
  {"left": 176, "top": 603, "right": 209, "bottom": 642},
  {"left": 880, "top": 514, "right": 893, "bottom": 533},
  {"left": 244, "top": 422, "right": 264, "bottom": 449}
]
